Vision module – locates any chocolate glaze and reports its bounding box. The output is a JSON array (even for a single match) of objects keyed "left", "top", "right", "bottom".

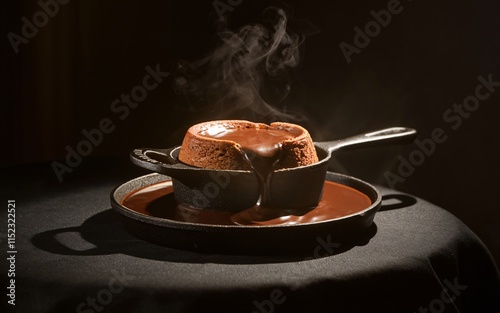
[
  {"left": 200, "top": 127, "right": 295, "bottom": 207},
  {"left": 121, "top": 180, "right": 372, "bottom": 226},
  {"left": 200, "top": 127, "right": 296, "bottom": 157}
]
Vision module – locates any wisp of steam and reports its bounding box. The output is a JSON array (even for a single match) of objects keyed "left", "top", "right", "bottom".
[{"left": 174, "top": 7, "right": 304, "bottom": 122}]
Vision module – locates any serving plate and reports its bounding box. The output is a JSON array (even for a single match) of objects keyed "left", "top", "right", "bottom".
[{"left": 110, "top": 172, "right": 381, "bottom": 255}]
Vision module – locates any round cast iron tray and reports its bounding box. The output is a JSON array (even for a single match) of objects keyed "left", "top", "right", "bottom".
[{"left": 110, "top": 172, "right": 381, "bottom": 255}]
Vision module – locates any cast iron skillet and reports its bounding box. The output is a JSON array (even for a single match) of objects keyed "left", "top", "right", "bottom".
[
  {"left": 130, "top": 127, "right": 417, "bottom": 211},
  {"left": 111, "top": 172, "right": 381, "bottom": 255}
]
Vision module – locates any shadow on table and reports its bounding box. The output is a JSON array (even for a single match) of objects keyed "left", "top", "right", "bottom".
[
  {"left": 31, "top": 195, "right": 414, "bottom": 264},
  {"left": 379, "top": 194, "right": 417, "bottom": 211}
]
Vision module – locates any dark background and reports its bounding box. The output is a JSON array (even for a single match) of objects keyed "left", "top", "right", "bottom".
[{"left": 3, "top": 0, "right": 499, "bottom": 265}]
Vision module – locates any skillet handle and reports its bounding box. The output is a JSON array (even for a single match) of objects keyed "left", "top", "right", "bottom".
[
  {"left": 130, "top": 147, "right": 185, "bottom": 174},
  {"left": 316, "top": 127, "right": 417, "bottom": 153}
]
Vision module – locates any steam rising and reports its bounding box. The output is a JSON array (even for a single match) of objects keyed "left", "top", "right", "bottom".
[{"left": 174, "top": 7, "right": 304, "bottom": 122}]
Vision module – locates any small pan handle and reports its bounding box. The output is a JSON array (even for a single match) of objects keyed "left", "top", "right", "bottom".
[
  {"left": 315, "top": 127, "right": 417, "bottom": 154},
  {"left": 130, "top": 147, "right": 190, "bottom": 175}
]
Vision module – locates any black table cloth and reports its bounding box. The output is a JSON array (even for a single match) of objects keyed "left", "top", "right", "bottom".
[{"left": 2, "top": 159, "right": 499, "bottom": 313}]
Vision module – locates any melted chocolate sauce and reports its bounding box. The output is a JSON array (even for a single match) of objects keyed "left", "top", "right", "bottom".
[
  {"left": 201, "top": 128, "right": 295, "bottom": 157},
  {"left": 200, "top": 127, "right": 295, "bottom": 207},
  {"left": 121, "top": 180, "right": 372, "bottom": 226}
]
